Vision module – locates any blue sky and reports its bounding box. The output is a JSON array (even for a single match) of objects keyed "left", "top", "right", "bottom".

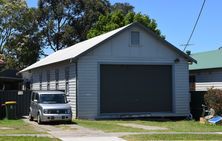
[{"left": 26, "top": 0, "right": 222, "bottom": 54}]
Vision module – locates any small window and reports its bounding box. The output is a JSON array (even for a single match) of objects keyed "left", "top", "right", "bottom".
[
  {"left": 47, "top": 70, "right": 50, "bottom": 90},
  {"left": 189, "top": 75, "right": 196, "bottom": 83},
  {"left": 131, "top": 31, "right": 140, "bottom": 45},
  {"left": 65, "top": 82, "right": 69, "bottom": 95},
  {"left": 40, "top": 83, "right": 42, "bottom": 90},
  {"left": 65, "top": 67, "right": 69, "bottom": 81},
  {"left": 55, "top": 69, "right": 59, "bottom": 82},
  {"left": 55, "top": 69, "right": 59, "bottom": 90},
  {"left": 55, "top": 82, "right": 59, "bottom": 90},
  {"left": 39, "top": 72, "right": 42, "bottom": 90},
  {"left": 35, "top": 93, "right": 39, "bottom": 101},
  {"left": 46, "top": 70, "right": 50, "bottom": 82},
  {"left": 47, "top": 83, "right": 50, "bottom": 90},
  {"left": 39, "top": 72, "right": 42, "bottom": 83}
]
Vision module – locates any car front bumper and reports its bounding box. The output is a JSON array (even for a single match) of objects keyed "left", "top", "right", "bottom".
[{"left": 41, "top": 114, "right": 72, "bottom": 122}]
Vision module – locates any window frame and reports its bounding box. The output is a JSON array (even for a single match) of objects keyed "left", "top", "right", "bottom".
[
  {"left": 46, "top": 70, "right": 50, "bottom": 90},
  {"left": 130, "top": 31, "right": 140, "bottom": 46},
  {"left": 39, "top": 72, "right": 42, "bottom": 90},
  {"left": 65, "top": 66, "right": 69, "bottom": 81},
  {"left": 55, "top": 69, "right": 59, "bottom": 90}
]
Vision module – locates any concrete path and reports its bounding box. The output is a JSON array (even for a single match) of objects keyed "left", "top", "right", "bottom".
[{"left": 23, "top": 118, "right": 126, "bottom": 141}]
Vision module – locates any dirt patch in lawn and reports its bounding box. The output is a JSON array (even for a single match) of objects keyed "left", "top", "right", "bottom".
[
  {"left": 56, "top": 125, "right": 78, "bottom": 130},
  {"left": 118, "top": 123, "right": 168, "bottom": 131},
  {"left": 0, "top": 127, "right": 14, "bottom": 130}
]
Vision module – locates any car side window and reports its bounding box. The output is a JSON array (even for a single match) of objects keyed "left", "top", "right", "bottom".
[{"left": 35, "top": 93, "right": 39, "bottom": 101}]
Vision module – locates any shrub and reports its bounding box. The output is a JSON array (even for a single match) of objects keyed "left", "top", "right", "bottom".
[{"left": 204, "top": 88, "right": 222, "bottom": 115}]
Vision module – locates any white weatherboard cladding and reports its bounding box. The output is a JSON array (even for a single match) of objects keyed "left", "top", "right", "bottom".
[
  {"left": 77, "top": 26, "right": 190, "bottom": 119},
  {"left": 191, "top": 69, "right": 222, "bottom": 91},
  {"left": 31, "top": 61, "right": 77, "bottom": 118},
  {"left": 174, "top": 60, "right": 190, "bottom": 114}
]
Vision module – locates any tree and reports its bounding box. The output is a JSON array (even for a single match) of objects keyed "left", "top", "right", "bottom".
[
  {"left": 0, "top": 0, "right": 27, "bottom": 53},
  {"left": 111, "top": 2, "right": 134, "bottom": 15},
  {"left": 4, "top": 8, "right": 42, "bottom": 69},
  {"left": 38, "top": 0, "right": 111, "bottom": 52},
  {"left": 87, "top": 10, "right": 164, "bottom": 39},
  {"left": 0, "top": 0, "right": 42, "bottom": 69},
  {"left": 204, "top": 88, "right": 222, "bottom": 115}
]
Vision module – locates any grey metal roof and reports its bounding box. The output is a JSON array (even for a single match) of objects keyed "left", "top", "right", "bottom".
[
  {"left": 20, "top": 24, "right": 131, "bottom": 73},
  {"left": 20, "top": 22, "right": 195, "bottom": 73}
]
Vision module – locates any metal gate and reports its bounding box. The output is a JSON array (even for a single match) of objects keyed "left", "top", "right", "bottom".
[{"left": 0, "top": 90, "right": 31, "bottom": 118}]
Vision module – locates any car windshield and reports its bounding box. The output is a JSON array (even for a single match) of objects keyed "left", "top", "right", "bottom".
[{"left": 39, "top": 94, "right": 66, "bottom": 104}]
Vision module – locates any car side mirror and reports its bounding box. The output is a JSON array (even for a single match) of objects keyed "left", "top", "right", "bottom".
[{"left": 34, "top": 99, "right": 38, "bottom": 103}]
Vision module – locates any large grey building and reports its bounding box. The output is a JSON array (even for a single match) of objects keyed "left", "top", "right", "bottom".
[{"left": 20, "top": 22, "right": 196, "bottom": 119}]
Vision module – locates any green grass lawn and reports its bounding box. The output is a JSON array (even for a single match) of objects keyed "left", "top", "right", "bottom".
[
  {"left": 75, "top": 119, "right": 222, "bottom": 133},
  {"left": 123, "top": 134, "right": 222, "bottom": 141},
  {"left": 0, "top": 119, "right": 59, "bottom": 141},
  {"left": 0, "top": 136, "right": 60, "bottom": 141},
  {"left": 0, "top": 119, "right": 44, "bottom": 134}
]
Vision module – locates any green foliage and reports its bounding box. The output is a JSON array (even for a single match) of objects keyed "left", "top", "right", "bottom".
[
  {"left": 111, "top": 2, "right": 134, "bottom": 15},
  {"left": 0, "top": 0, "right": 27, "bottom": 53},
  {"left": 4, "top": 9, "right": 42, "bottom": 69},
  {"left": 204, "top": 88, "right": 222, "bottom": 115},
  {"left": 87, "top": 10, "right": 164, "bottom": 39},
  {"left": 0, "top": 119, "right": 44, "bottom": 134},
  {"left": 0, "top": 1, "right": 42, "bottom": 70},
  {"left": 38, "top": 0, "right": 110, "bottom": 51}
]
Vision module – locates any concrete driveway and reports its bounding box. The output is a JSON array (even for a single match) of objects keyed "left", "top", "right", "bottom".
[{"left": 23, "top": 118, "right": 126, "bottom": 141}]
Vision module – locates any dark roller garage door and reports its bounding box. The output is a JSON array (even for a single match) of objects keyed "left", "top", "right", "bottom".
[{"left": 100, "top": 64, "right": 172, "bottom": 114}]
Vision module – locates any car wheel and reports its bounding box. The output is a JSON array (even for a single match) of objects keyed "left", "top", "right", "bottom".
[
  {"left": 29, "top": 112, "right": 33, "bottom": 121},
  {"left": 37, "top": 113, "right": 42, "bottom": 124}
]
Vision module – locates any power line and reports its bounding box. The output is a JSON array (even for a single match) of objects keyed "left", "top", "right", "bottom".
[
  {"left": 180, "top": 43, "right": 194, "bottom": 46},
  {"left": 183, "top": 0, "right": 207, "bottom": 51}
]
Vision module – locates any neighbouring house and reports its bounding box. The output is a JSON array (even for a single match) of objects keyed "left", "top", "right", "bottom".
[
  {"left": 189, "top": 48, "right": 222, "bottom": 91},
  {"left": 0, "top": 69, "right": 23, "bottom": 90},
  {"left": 0, "top": 57, "right": 23, "bottom": 90},
  {"left": 19, "top": 22, "right": 196, "bottom": 119}
]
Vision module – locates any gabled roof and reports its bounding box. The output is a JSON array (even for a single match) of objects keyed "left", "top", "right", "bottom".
[
  {"left": 20, "top": 22, "right": 196, "bottom": 73},
  {"left": 189, "top": 49, "right": 222, "bottom": 70}
]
